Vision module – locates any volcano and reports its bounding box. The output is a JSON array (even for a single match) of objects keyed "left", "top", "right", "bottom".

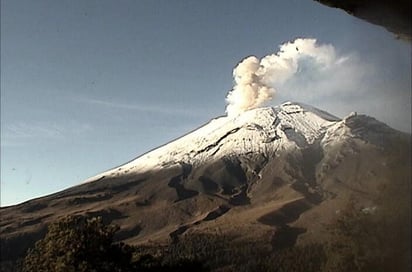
[{"left": 1, "top": 102, "right": 410, "bottom": 271}]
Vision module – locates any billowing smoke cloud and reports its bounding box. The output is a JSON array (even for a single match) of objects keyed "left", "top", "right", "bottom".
[{"left": 225, "top": 38, "right": 339, "bottom": 116}]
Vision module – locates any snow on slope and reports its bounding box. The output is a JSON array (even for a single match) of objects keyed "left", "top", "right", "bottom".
[{"left": 84, "top": 102, "right": 341, "bottom": 183}]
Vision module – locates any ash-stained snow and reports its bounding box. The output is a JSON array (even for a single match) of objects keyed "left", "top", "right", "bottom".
[{"left": 84, "top": 102, "right": 345, "bottom": 183}]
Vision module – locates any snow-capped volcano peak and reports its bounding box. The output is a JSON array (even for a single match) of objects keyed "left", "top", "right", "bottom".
[
  {"left": 4, "top": 101, "right": 408, "bottom": 269},
  {"left": 85, "top": 102, "right": 341, "bottom": 183}
]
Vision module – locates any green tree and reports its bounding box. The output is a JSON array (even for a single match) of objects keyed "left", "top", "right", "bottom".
[{"left": 22, "top": 216, "right": 135, "bottom": 272}]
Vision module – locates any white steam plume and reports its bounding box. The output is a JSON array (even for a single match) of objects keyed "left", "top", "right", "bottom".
[{"left": 225, "top": 38, "right": 338, "bottom": 116}]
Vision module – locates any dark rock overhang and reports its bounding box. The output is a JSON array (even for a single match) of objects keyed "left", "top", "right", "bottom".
[{"left": 315, "top": 0, "right": 411, "bottom": 41}]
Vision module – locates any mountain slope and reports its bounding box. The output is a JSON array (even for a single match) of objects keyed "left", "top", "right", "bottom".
[
  {"left": 1, "top": 102, "right": 410, "bottom": 270},
  {"left": 85, "top": 102, "right": 339, "bottom": 183}
]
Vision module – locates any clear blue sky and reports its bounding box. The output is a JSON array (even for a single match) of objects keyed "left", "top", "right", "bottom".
[{"left": 1, "top": 0, "right": 410, "bottom": 206}]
